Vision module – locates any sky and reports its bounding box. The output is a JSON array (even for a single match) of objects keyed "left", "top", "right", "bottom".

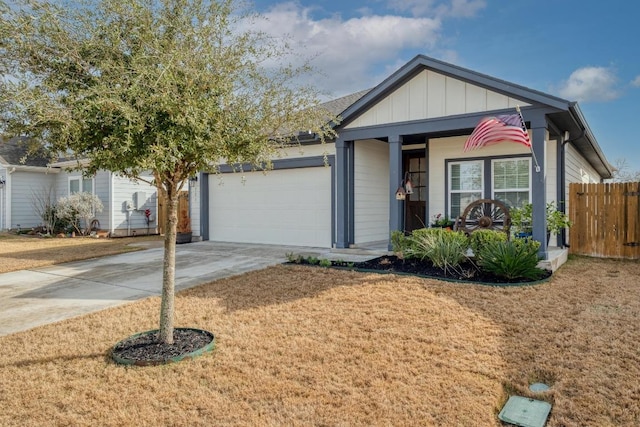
[{"left": 248, "top": 0, "right": 640, "bottom": 173}]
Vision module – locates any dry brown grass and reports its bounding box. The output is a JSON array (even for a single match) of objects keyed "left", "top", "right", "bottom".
[
  {"left": 0, "top": 256, "right": 639, "bottom": 426},
  {"left": 0, "top": 232, "right": 163, "bottom": 273}
]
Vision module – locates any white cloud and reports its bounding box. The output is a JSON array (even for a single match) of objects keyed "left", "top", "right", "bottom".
[
  {"left": 632, "top": 75, "right": 640, "bottom": 87},
  {"left": 557, "top": 67, "right": 620, "bottom": 102},
  {"left": 249, "top": 2, "right": 443, "bottom": 96}
]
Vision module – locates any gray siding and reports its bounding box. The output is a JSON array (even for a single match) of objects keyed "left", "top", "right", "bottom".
[
  {"left": 110, "top": 173, "right": 157, "bottom": 236},
  {"left": 10, "top": 171, "right": 57, "bottom": 229}
]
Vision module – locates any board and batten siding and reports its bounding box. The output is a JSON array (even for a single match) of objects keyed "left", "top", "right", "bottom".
[
  {"left": 354, "top": 139, "right": 390, "bottom": 244},
  {"left": 345, "top": 69, "right": 530, "bottom": 129},
  {"left": 10, "top": 171, "right": 56, "bottom": 229}
]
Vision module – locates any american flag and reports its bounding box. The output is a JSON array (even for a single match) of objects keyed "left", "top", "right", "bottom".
[{"left": 464, "top": 114, "right": 531, "bottom": 152}]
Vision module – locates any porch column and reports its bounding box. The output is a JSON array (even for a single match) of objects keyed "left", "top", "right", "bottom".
[
  {"left": 335, "top": 138, "right": 353, "bottom": 248},
  {"left": 530, "top": 115, "right": 548, "bottom": 259},
  {"left": 199, "top": 172, "right": 209, "bottom": 241},
  {"left": 388, "top": 135, "right": 403, "bottom": 249}
]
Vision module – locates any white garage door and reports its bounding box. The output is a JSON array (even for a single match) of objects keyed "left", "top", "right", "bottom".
[{"left": 209, "top": 167, "right": 332, "bottom": 247}]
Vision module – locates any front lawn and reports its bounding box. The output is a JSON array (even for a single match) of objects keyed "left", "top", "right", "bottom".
[
  {"left": 0, "top": 257, "right": 638, "bottom": 426},
  {"left": 0, "top": 232, "right": 162, "bottom": 273}
]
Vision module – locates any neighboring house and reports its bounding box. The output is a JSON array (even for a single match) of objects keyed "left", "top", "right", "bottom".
[
  {"left": 0, "top": 138, "right": 159, "bottom": 236},
  {"left": 192, "top": 54, "right": 612, "bottom": 258}
]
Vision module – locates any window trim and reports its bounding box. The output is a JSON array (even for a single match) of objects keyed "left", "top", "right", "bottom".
[
  {"left": 445, "top": 154, "right": 531, "bottom": 218},
  {"left": 68, "top": 175, "right": 95, "bottom": 195}
]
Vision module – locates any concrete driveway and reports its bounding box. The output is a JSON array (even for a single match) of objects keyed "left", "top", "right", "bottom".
[{"left": 0, "top": 241, "right": 381, "bottom": 337}]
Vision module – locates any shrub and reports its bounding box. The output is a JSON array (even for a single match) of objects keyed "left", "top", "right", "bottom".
[
  {"left": 390, "top": 230, "right": 411, "bottom": 259},
  {"left": 408, "top": 228, "right": 469, "bottom": 274},
  {"left": 477, "top": 238, "right": 544, "bottom": 281},
  {"left": 319, "top": 259, "right": 332, "bottom": 268},
  {"left": 469, "top": 229, "right": 508, "bottom": 260},
  {"left": 56, "top": 192, "right": 104, "bottom": 236}
]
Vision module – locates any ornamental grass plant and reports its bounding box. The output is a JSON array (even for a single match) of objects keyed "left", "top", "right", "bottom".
[{"left": 477, "top": 238, "right": 544, "bottom": 281}]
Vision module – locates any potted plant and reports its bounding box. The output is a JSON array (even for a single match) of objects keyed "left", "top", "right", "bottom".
[
  {"left": 510, "top": 202, "right": 572, "bottom": 241},
  {"left": 176, "top": 209, "right": 192, "bottom": 244},
  {"left": 430, "top": 213, "right": 454, "bottom": 229}
]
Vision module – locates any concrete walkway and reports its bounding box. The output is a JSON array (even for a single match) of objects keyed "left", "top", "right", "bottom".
[{"left": 0, "top": 241, "right": 383, "bottom": 337}]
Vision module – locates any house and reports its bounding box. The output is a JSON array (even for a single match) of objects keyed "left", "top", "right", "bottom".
[
  {"left": 191, "top": 54, "right": 612, "bottom": 259},
  {"left": 0, "top": 138, "right": 159, "bottom": 236}
]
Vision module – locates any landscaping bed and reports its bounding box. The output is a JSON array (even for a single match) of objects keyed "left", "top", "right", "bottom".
[
  {"left": 288, "top": 255, "right": 552, "bottom": 285},
  {"left": 330, "top": 255, "right": 552, "bottom": 285}
]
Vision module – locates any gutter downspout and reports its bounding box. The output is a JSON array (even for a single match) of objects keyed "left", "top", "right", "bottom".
[{"left": 559, "top": 127, "right": 585, "bottom": 248}]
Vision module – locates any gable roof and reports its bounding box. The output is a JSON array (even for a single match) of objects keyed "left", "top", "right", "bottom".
[
  {"left": 0, "top": 137, "right": 51, "bottom": 168},
  {"left": 332, "top": 54, "right": 612, "bottom": 178}
]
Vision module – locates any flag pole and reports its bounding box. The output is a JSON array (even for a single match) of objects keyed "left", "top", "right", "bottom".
[{"left": 516, "top": 105, "right": 541, "bottom": 173}]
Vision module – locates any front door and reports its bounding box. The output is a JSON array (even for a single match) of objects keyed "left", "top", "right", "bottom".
[{"left": 403, "top": 152, "right": 426, "bottom": 232}]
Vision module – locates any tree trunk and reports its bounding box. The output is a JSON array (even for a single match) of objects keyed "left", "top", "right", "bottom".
[{"left": 159, "top": 186, "right": 178, "bottom": 345}]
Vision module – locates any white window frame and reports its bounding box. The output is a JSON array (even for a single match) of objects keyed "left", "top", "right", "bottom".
[
  {"left": 68, "top": 176, "right": 95, "bottom": 195},
  {"left": 448, "top": 160, "right": 484, "bottom": 219},
  {"left": 491, "top": 158, "right": 532, "bottom": 208}
]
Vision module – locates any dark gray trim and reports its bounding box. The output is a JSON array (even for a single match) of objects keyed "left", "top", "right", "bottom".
[
  {"left": 199, "top": 171, "right": 209, "bottom": 241},
  {"left": 215, "top": 156, "right": 330, "bottom": 173},
  {"left": 556, "top": 135, "right": 567, "bottom": 247},
  {"left": 424, "top": 140, "right": 430, "bottom": 225},
  {"left": 335, "top": 139, "right": 350, "bottom": 248},
  {"left": 443, "top": 154, "right": 532, "bottom": 218},
  {"left": 530, "top": 125, "right": 547, "bottom": 258},
  {"left": 388, "top": 136, "right": 403, "bottom": 249},
  {"left": 348, "top": 142, "right": 355, "bottom": 245},
  {"left": 338, "top": 55, "right": 572, "bottom": 129},
  {"left": 337, "top": 106, "right": 557, "bottom": 142}
]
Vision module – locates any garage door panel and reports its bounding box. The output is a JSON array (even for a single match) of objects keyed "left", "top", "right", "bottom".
[{"left": 209, "top": 168, "right": 331, "bottom": 247}]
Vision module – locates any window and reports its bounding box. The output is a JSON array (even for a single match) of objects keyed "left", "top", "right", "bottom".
[
  {"left": 447, "top": 156, "right": 531, "bottom": 217},
  {"left": 492, "top": 158, "right": 531, "bottom": 208},
  {"left": 449, "top": 160, "right": 483, "bottom": 218},
  {"left": 69, "top": 177, "right": 94, "bottom": 195}
]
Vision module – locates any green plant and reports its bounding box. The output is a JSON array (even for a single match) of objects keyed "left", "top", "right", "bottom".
[
  {"left": 469, "top": 229, "right": 508, "bottom": 259},
  {"left": 319, "top": 259, "right": 332, "bottom": 268},
  {"left": 477, "top": 238, "right": 544, "bottom": 281},
  {"left": 390, "top": 230, "right": 410, "bottom": 259},
  {"left": 408, "top": 228, "right": 469, "bottom": 275},
  {"left": 306, "top": 256, "right": 320, "bottom": 265},
  {"left": 509, "top": 202, "right": 572, "bottom": 236},
  {"left": 430, "top": 213, "right": 454, "bottom": 227},
  {"left": 545, "top": 202, "right": 572, "bottom": 236}
]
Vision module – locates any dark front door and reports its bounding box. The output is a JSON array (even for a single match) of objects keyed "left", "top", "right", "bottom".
[{"left": 403, "top": 153, "right": 426, "bottom": 232}]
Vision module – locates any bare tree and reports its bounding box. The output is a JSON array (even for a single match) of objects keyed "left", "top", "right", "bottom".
[{"left": 30, "top": 185, "right": 57, "bottom": 235}]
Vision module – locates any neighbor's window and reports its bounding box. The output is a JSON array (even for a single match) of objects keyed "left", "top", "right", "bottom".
[
  {"left": 449, "top": 160, "right": 483, "bottom": 218},
  {"left": 69, "top": 177, "right": 94, "bottom": 194},
  {"left": 492, "top": 158, "right": 531, "bottom": 208}
]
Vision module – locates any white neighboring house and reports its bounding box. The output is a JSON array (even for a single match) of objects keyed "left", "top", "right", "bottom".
[{"left": 0, "top": 138, "right": 162, "bottom": 236}]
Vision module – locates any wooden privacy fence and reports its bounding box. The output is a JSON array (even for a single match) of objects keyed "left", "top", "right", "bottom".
[
  {"left": 569, "top": 182, "right": 640, "bottom": 259},
  {"left": 157, "top": 190, "right": 189, "bottom": 235}
]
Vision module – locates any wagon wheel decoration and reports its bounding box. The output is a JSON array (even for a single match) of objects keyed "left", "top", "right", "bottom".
[{"left": 456, "top": 199, "right": 511, "bottom": 235}]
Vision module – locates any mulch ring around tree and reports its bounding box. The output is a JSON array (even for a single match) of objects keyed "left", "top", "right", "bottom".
[
  {"left": 111, "top": 328, "right": 215, "bottom": 366},
  {"left": 290, "top": 255, "right": 552, "bottom": 286}
]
